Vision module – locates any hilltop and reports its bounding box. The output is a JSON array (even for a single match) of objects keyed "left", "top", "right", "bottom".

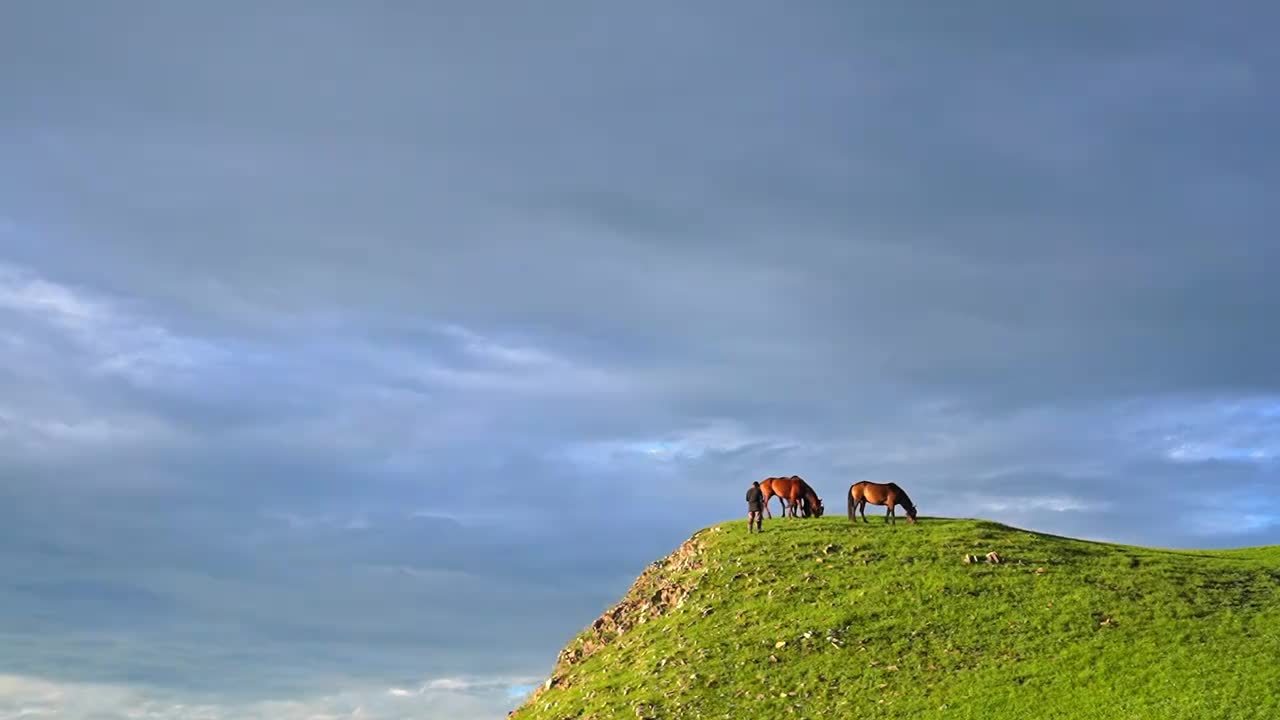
[{"left": 510, "top": 516, "right": 1280, "bottom": 719}]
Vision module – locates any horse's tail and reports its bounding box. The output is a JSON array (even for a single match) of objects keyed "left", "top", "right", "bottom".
[{"left": 847, "top": 483, "right": 856, "bottom": 521}]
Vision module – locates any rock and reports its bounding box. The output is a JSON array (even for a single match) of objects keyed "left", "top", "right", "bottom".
[
  {"left": 775, "top": 640, "right": 787, "bottom": 649},
  {"left": 963, "top": 554, "right": 979, "bottom": 564},
  {"left": 986, "top": 552, "right": 1003, "bottom": 564}
]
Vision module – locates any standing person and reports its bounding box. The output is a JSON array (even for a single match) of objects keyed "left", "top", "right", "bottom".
[{"left": 745, "top": 481, "right": 764, "bottom": 533}]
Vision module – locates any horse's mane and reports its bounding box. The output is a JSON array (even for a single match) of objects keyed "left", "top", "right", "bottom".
[
  {"left": 793, "top": 475, "right": 818, "bottom": 499},
  {"left": 891, "top": 483, "right": 915, "bottom": 510}
]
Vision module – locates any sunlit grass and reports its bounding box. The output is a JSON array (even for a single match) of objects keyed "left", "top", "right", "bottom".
[{"left": 512, "top": 516, "right": 1280, "bottom": 719}]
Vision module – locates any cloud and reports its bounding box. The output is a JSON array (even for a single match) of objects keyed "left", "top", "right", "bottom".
[
  {"left": 0, "top": 673, "right": 530, "bottom": 720},
  {"left": 387, "top": 675, "right": 538, "bottom": 696},
  {"left": 0, "top": 262, "right": 225, "bottom": 388},
  {"left": 564, "top": 418, "right": 803, "bottom": 467},
  {"left": 2, "top": 1, "right": 1280, "bottom": 718},
  {"left": 1149, "top": 396, "right": 1280, "bottom": 463},
  {"left": 0, "top": 263, "right": 102, "bottom": 324}
]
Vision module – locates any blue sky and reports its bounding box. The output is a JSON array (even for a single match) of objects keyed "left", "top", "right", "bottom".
[{"left": 3, "top": 2, "right": 1280, "bottom": 718}]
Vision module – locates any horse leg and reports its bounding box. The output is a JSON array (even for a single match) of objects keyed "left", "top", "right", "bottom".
[
  {"left": 763, "top": 494, "right": 773, "bottom": 519},
  {"left": 859, "top": 500, "right": 868, "bottom": 523}
]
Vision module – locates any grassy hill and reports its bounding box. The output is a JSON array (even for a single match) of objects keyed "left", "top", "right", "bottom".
[{"left": 509, "top": 516, "right": 1280, "bottom": 719}]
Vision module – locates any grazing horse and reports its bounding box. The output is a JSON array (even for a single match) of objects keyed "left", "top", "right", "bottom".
[
  {"left": 759, "top": 476, "right": 824, "bottom": 519},
  {"left": 847, "top": 481, "right": 918, "bottom": 525}
]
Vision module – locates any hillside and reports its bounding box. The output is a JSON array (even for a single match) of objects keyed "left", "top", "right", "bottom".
[{"left": 509, "top": 516, "right": 1280, "bottom": 719}]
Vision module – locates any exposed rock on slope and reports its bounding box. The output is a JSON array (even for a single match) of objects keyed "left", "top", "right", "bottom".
[{"left": 514, "top": 530, "right": 710, "bottom": 712}]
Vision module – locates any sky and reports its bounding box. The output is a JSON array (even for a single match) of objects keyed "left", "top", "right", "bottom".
[{"left": 2, "top": 2, "right": 1279, "bottom": 718}]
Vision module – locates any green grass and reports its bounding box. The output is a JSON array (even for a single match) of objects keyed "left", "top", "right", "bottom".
[{"left": 510, "top": 516, "right": 1280, "bottom": 720}]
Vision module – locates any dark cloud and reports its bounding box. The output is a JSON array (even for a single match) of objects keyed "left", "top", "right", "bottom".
[{"left": 2, "top": 2, "right": 1280, "bottom": 718}]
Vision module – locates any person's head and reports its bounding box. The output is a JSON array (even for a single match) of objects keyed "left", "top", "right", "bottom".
[{"left": 752, "top": 481, "right": 760, "bottom": 487}]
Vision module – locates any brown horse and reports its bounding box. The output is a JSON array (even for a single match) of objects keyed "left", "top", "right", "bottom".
[
  {"left": 759, "top": 476, "right": 824, "bottom": 518},
  {"left": 847, "top": 481, "right": 918, "bottom": 525}
]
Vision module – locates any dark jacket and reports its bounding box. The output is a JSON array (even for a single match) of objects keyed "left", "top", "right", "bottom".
[{"left": 746, "top": 486, "right": 764, "bottom": 511}]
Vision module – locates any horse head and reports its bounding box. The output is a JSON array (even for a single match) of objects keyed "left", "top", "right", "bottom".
[
  {"left": 789, "top": 476, "right": 824, "bottom": 518},
  {"left": 905, "top": 504, "right": 918, "bottom": 523},
  {"left": 805, "top": 493, "right": 825, "bottom": 518}
]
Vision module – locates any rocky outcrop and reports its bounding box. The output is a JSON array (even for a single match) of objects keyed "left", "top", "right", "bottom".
[{"left": 511, "top": 529, "right": 710, "bottom": 713}]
